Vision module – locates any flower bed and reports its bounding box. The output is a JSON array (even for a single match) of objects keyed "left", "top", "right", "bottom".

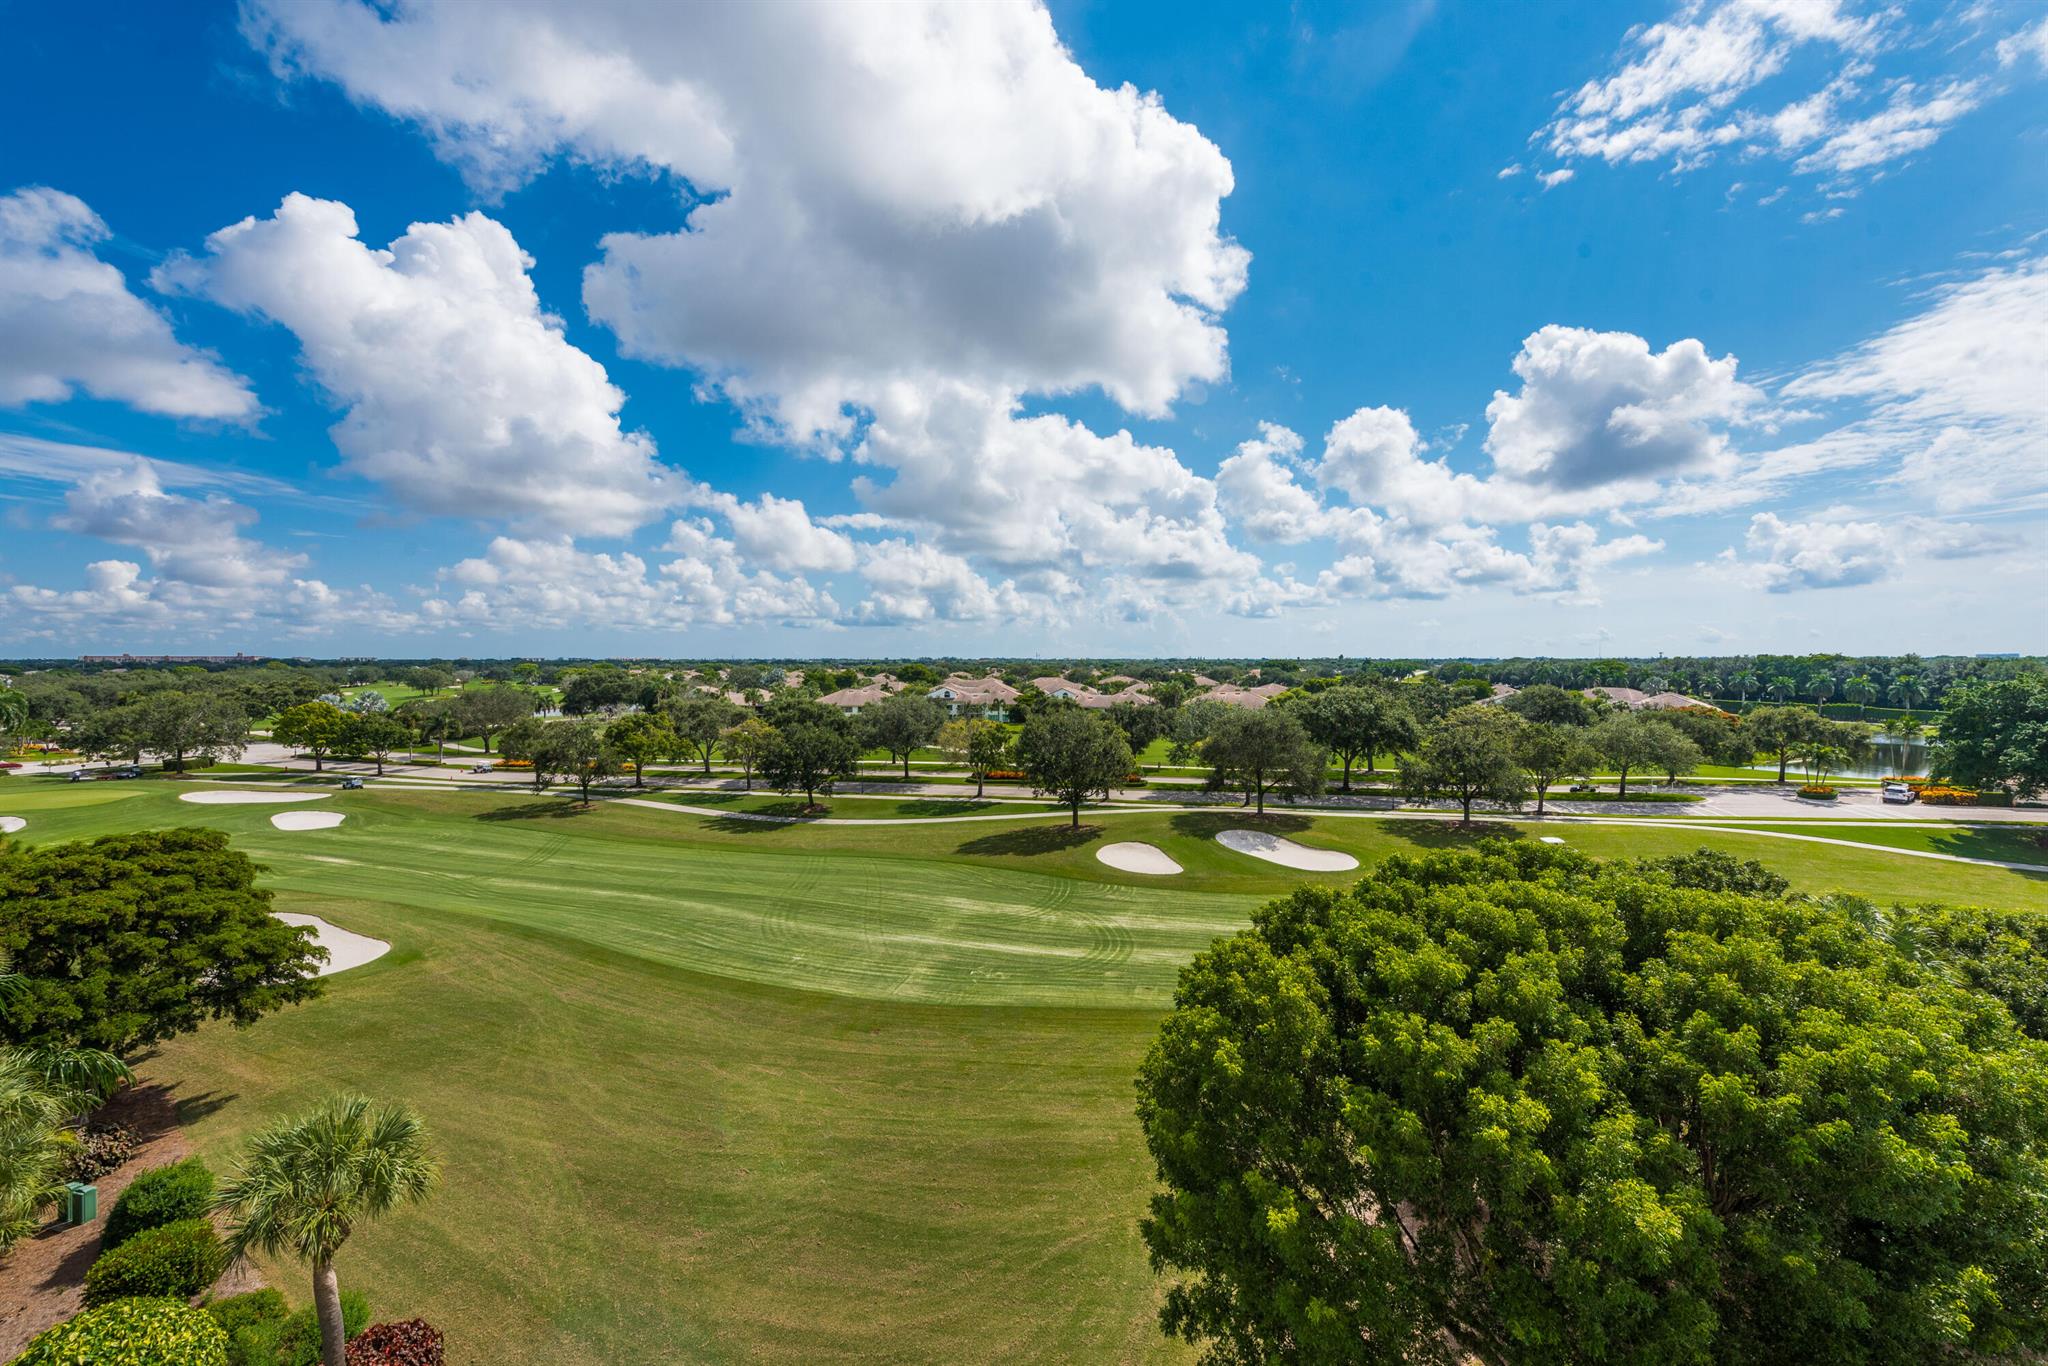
[
  {"left": 1798, "top": 785, "right": 1838, "bottom": 800},
  {"left": 1918, "top": 785, "right": 1981, "bottom": 805},
  {"left": 984, "top": 769, "right": 1028, "bottom": 781}
]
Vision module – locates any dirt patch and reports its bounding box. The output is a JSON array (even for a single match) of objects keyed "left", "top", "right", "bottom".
[{"left": 0, "top": 1084, "right": 265, "bottom": 1356}]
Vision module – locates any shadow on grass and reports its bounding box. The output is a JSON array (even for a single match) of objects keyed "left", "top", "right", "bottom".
[
  {"left": 894, "top": 799, "right": 999, "bottom": 817},
  {"left": 1167, "top": 810, "right": 1314, "bottom": 839},
  {"left": 955, "top": 823, "right": 1102, "bottom": 857},
  {"left": 472, "top": 798, "right": 601, "bottom": 822},
  {"left": 1379, "top": 819, "right": 1527, "bottom": 849},
  {"left": 1898, "top": 827, "right": 2048, "bottom": 877}
]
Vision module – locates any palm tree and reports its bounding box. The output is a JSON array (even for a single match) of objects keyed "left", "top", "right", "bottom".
[
  {"left": 1728, "top": 670, "right": 1758, "bottom": 705},
  {"left": 1843, "top": 674, "right": 1877, "bottom": 717},
  {"left": 1806, "top": 674, "right": 1837, "bottom": 707},
  {"left": 214, "top": 1096, "right": 438, "bottom": 1366},
  {"left": 1888, "top": 675, "right": 1925, "bottom": 711},
  {"left": 1765, "top": 675, "right": 1797, "bottom": 703}
]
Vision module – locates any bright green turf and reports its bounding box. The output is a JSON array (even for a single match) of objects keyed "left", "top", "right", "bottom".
[{"left": 4, "top": 776, "right": 2047, "bottom": 1363}]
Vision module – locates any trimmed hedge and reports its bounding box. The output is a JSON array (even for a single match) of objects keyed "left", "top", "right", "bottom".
[
  {"left": 103, "top": 1158, "right": 215, "bottom": 1250},
  {"left": 82, "top": 1218, "right": 225, "bottom": 1307},
  {"left": 1798, "top": 785, "right": 1839, "bottom": 800},
  {"left": 346, "top": 1319, "right": 446, "bottom": 1365},
  {"left": 13, "top": 1296, "right": 230, "bottom": 1365},
  {"left": 208, "top": 1288, "right": 288, "bottom": 1366}
]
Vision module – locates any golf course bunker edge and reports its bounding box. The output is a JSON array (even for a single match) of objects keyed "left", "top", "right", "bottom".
[
  {"left": 1095, "top": 841, "right": 1184, "bottom": 875},
  {"left": 1215, "top": 828, "right": 1360, "bottom": 872}
]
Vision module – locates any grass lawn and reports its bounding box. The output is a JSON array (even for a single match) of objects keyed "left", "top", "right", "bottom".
[{"left": 4, "top": 779, "right": 2047, "bottom": 1362}]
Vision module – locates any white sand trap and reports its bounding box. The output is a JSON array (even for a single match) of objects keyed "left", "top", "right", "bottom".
[
  {"left": 276, "top": 912, "right": 389, "bottom": 976},
  {"left": 0, "top": 816, "right": 24, "bottom": 834},
  {"left": 1096, "top": 841, "right": 1183, "bottom": 875},
  {"left": 271, "top": 810, "right": 346, "bottom": 831},
  {"left": 1216, "top": 829, "right": 1360, "bottom": 872},
  {"left": 1539, "top": 836, "right": 1567, "bottom": 845},
  {"left": 180, "top": 789, "right": 328, "bottom": 805}
]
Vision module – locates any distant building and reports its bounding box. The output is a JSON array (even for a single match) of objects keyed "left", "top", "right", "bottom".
[
  {"left": 928, "top": 674, "right": 1018, "bottom": 720},
  {"left": 817, "top": 684, "right": 896, "bottom": 714}
]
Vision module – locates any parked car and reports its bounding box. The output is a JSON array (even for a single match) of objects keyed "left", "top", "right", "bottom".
[
  {"left": 1881, "top": 783, "right": 1916, "bottom": 804},
  {"left": 471, "top": 763, "right": 493, "bottom": 774},
  {"left": 341, "top": 776, "right": 365, "bottom": 790},
  {"left": 114, "top": 766, "right": 143, "bottom": 779},
  {"left": 68, "top": 769, "right": 98, "bottom": 782}
]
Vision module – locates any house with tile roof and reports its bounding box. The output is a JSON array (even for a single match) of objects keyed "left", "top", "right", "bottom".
[{"left": 928, "top": 674, "right": 1019, "bottom": 720}]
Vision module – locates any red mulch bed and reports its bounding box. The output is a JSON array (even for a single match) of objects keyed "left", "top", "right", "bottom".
[{"left": 0, "top": 1082, "right": 266, "bottom": 1356}]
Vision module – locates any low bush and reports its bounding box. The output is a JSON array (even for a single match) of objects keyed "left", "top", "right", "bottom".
[
  {"left": 14, "top": 1297, "right": 230, "bottom": 1365},
  {"left": 83, "top": 1217, "right": 226, "bottom": 1306},
  {"left": 64, "top": 1123, "right": 137, "bottom": 1183},
  {"left": 271, "top": 1291, "right": 371, "bottom": 1366},
  {"left": 208, "top": 1287, "right": 288, "bottom": 1338},
  {"left": 1920, "top": 785, "right": 1982, "bottom": 805},
  {"left": 1798, "top": 784, "right": 1839, "bottom": 800},
  {"left": 104, "top": 1158, "right": 215, "bottom": 1249},
  {"left": 345, "top": 1319, "right": 446, "bottom": 1365}
]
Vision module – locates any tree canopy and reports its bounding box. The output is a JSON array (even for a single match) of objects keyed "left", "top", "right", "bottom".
[
  {"left": 860, "top": 691, "right": 947, "bottom": 778},
  {"left": 1202, "top": 707, "right": 1326, "bottom": 814},
  {"left": 1400, "top": 705, "right": 1527, "bottom": 821},
  {"left": 1138, "top": 841, "right": 2048, "bottom": 1366},
  {"left": 1934, "top": 675, "right": 2048, "bottom": 799},
  {"left": 1017, "top": 708, "right": 1132, "bottom": 827},
  {"left": 0, "top": 828, "right": 323, "bottom": 1053},
  {"left": 1294, "top": 684, "right": 1418, "bottom": 789}
]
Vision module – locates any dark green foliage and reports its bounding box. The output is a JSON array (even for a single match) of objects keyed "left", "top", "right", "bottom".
[
  {"left": 1400, "top": 705, "right": 1527, "bottom": 820},
  {"left": 1294, "top": 683, "right": 1419, "bottom": 786},
  {"left": 83, "top": 1216, "right": 226, "bottom": 1305},
  {"left": 209, "top": 1287, "right": 289, "bottom": 1338},
  {"left": 760, "top": 714, "right": 861, "bottom": 807},
  {"left": 1200, "top": 707, "right": 1326, "bottom": 813},
  {"left": 105, "top": 1157, "right": 216, "bottom": 1249},
  {"left": 0, "top": 828, "right": 323, "bottom": 1052},
  {"left": 1641, "top": 848, "right": 1791, "bottom": 898},
  {"left": 859, "top": 691, "right": 946, "bottom": 778},
  {"left": 1934, "top": 675, "right": 2048, "bottom": 800},
  {"left": 1016, "top": 708, "right": 1132, "bottom": 827},
  {"left": 14, "top": 1297, "right": 229, "bottom": 1365},
  {"left": 1138, "top": 841, "right": 2048, "bottom": 1365}
]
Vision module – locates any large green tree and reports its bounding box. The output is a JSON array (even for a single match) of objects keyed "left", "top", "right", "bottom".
[
  {"left": 136, "top": 691, "right": 251, "bottom": 771},
  {"left": 1295, "top": 684, "right": 1418, "bottom": 789},
  {"left": 0, "top": 829, "right": 323, "bottom": 1053},
  {"left": 1016, "top": 707, "right": 1132, "bottom": 828},
  {"left": 1400, "top": 706, "right": 1527, "bottom": 821},
  {"left": 1744, "top": 705, "right": 1823, "bottom": 783},
  {"left": 1513, "top": 720, "right": 1594, "bottom": 815},
  {"left": 1138, "top": 842, "right": 2048, "bottom": 1366},
  {"left": 860, "top": 691, "right": 947, "bottom": 779},
  {"left": 455, "top": 685, "right": 535, "bottom": 753},
  {"left": 1934, "top": 675, "right": 2048, "bottom": 800},
  {"left": 936, "top": 717, "right": 1011, "bottom": 798},
  {"left": 273, "top": 701, "right": 349, "bottom": 772},
  {"left": 338, "top": 712, "right": 412, "bottom": 776},
  {"left": 605, "top": 712, "right": 676, "bottom": 788},
  {"left": 664, "top": 694, "right": 744, "bottom": 774},
  {"left": 760, "top": 714, "right": 861, "bottom": 808},
  {"left": 1201, "top": 707, "right": 1326, "bottom": 814}
]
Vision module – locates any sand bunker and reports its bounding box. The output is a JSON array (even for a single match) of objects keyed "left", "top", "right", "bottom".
[
  {"left": 180, "top": 789, "right": 328, "bottom": 805},
  {"left": 1539, "top": 836, "right": 1566, "bottom": 845},
  {"left": 271, "top": 811, "right": 346, "bottom": 831},
  {"left": 276, "top": 912, "right": 389, "bottom": 975},
  {"left": 1096, "top": 841, "right": 1183, "bottom": 875},
  {"left": 1215, "top": 829, "right": 1360, "bottom": 872},
  {"left": 0, "top": 816, "right": 24, "bottom": 834}
]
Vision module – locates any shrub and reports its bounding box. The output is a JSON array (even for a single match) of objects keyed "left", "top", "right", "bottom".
[
  {"left": 1798, "top": 784, "right": 1838, "bottom": 800},
  {"left": 64, "top": 1123, "right": 137, "bottom": 1183},
  {"left": 271, "top": 1291, "right": 371, "bottom": 1366},
  {"left": 985, "top": 768, "right": 1027, "bottom": 780},
  {"left": 345, "top": 1319, "right": 446, "bottom": 1365},
  {"left": 1920, "top": 785, "right": 1982, "bottom": 805},
  {"left": 14, "top": 1296, "right": 230, "bottom": 1365},
  {"left": 208, "top": 1287, "right": 287, "bottom": 1337},
  {"left": 83, "top": 1217, "right": 225, "bottom": 1306},
  {"left": 104, "top": 1158, "right": 215, "bottom": 1249}
]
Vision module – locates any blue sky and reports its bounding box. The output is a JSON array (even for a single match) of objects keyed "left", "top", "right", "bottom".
[{"left": 2, "top": 0, "right": 2043, "bottom": 658}]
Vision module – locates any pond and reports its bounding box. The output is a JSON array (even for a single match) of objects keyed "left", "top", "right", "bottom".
[{"left": 1754, "top": 735, "right": 1931, "bottom": 780}]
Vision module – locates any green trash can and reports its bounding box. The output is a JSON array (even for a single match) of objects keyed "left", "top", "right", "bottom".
[{"left": 59, "top": 1182, "right": 97, "bottom": 1225}]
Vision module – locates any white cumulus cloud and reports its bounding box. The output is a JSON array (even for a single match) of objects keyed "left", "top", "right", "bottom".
[
  {"left": 156, "top": 193, "right": 674, "bottom": 537},
  {"left": 0, "top": 187, "right": 256, "bottom": 419}
]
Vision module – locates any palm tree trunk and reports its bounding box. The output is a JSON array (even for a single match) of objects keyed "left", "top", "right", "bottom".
[{"left": 314, "top": 1259, "right": 347, "bottom": 1366}]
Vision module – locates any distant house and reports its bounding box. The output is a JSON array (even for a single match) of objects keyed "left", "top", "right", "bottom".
[
  {"left": 1583, "top": 686, "right": 1649, "bottom": 708},
  {"left": 1480, "top": 683, "right": 1520, "bottom": 705},
  {"left": 1191, "top": 674, "right": 1221, "bottom": 688},
  {"left": 1639, "top": 691, "right": 1713, "bottom": 711},
  {"left": 1030, "top": 677, "right": 1094, "bottom": 702},
  {"left": 928, "top": 674, "right": 1019, "bottom": 720},
  {"left": 817, "top": 684, "right": 895, "bottom": 715},
  {"left": 1075, "top": 689, "right": 1152, "bottom": 709},
  {"left": 1198, "top": 685, "right": 1273, "bottom": 710},
  {"left": 1098, "top": 674, "right": 1138, "bottom": 687}
]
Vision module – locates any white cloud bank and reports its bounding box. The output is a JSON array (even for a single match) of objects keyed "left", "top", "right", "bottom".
[
  {"left": 0, "top": 188, "right": 256, "bottom": 419},
  {"left": 156, "top": 194, "right": 673, "bottom": 537}
]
